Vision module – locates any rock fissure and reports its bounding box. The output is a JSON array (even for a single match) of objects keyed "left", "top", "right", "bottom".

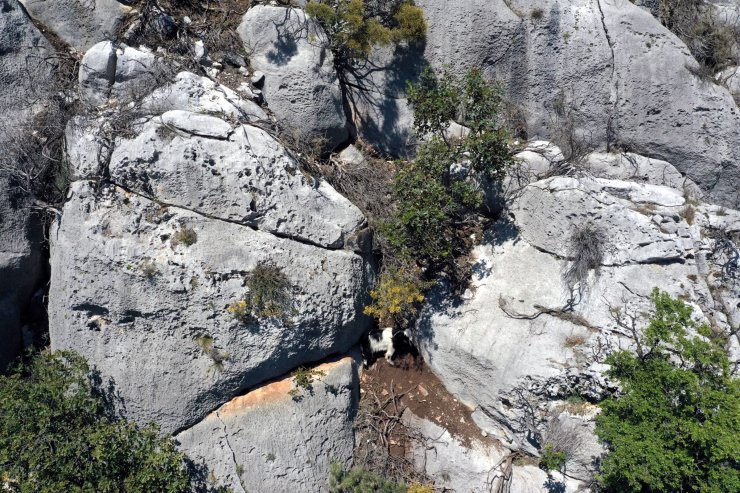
[
  {"left": 214, "top": 411, "right": 247, "bottom": 493},
  {"left": 106, "top": 180, "right": 348, "bottom": 251}
]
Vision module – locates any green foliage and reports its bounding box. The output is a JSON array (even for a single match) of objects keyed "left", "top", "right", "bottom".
[
  {"left": 0, "top": 351, "right": 192, "bottom": 493},
  {"left": 228, "top": 264, "right": 294, "bottom": 324},
  {"left": 306, "top": 0, "right": 426, "bottom": 61},
  {"left": 539, "top": 443, "right": 568, "bottom": 472},
  {"left": 328, "top": 462, "right": 406, "bottom": 493},
  {"left": 382, "top": 68, "right": 513, "bottom": 271},
  {"left": 595, "top": 289, "right": 740, "bottom": 492},
  {"left": 288, "top": 367, "right": 326, "bottom": 401}
]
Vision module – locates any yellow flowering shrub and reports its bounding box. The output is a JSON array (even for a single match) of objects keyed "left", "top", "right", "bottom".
[
  {"left": 363, "top": 268, "right": 428, "bottom": 323},
  {"left": 406, "top": 484, "right": 435, "bottom": 493}
]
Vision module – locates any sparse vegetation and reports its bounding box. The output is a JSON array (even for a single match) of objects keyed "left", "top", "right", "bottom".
[
  {"left": 563, "top": 222, "right": 608, "bottom": 297},
  {"left": 288, "top": 367, "right": 326, "bottom": 400},
  {"left": 563, "top": 334, "right": 587, "bottom": 348},
  {"left": 228, "top": 264, "right": 294, "bottom": 324},
  {"left": 595, "top": 289, "right": 740, "bottom": 492},
  {"left": 0, "top": 351, "right": 194, "bottom": 492},
  {"left": 173, "top": 225, "right": 198, "bottom": 247},
  {"left": 328, "top": 462, "right": 406, "bottom": 493},
  {"left": 681, "top": 203, "right": 696, "bottom": 225}
]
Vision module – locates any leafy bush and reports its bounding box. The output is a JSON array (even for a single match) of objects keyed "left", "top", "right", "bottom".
[
  {"left": 228, "top": 264, "right": 294, "bottom": 323},
  {"left": 363, "top": 267, "right": 429, "bottom": 325},
  {"left": 539, "top": 442, "right": 568, "bottom": 472},
  {"left": 288, "top": 367, "right": 326, "bottom": 400},
  {"left": 306, "top": 0, "right": 426, "bottom": 61},
  {"left": 595, "top": 289, "right": 740, "bottom": 492},
  {"left": 0, "top": 351, "right": 192, "bottom": 493},
  {"left": 328, "top": 462, "right": 406, "bottom": 493},
  {"left": 381, "top": 67, "right": 513, "bottom": 272}
]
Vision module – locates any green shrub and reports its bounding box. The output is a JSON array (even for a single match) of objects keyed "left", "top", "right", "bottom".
[
  {"left": 288, "top": 367, "right": 326, "bottom": 400},
  {"left": 306, "top": 0, "right": 426, "bottom": 61},
  {"left": 328, "top": 462, "right": 406, "bottom": 493},
  {"left": 381, "top": 67, "right": 513, "bottom": 272},
  {"left": 539, "top": 443, "right": 568, "bottom": 472},
  {"left": 595, "top": 289, "right": 740, "bottom": 492},
  {"left": 228, "top": 264, "right": 294, "bottom": 323},
  {"left": 0, "top": 351, "right": 192, "bottom": 493}
]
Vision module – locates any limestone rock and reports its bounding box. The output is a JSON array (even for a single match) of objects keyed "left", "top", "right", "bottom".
[
  {"left": 403, "top": 411, "right": 585, "bottom": 492},
  {"left": 354, "top": 0, "right": 740, "bottom": 206},
  {"left": 19, "top": 0, "right": 130, "bottom": 52},
  {"left": 108, "top": 115, "right": 365, "bottom": 249},
  {"left": 176, "top": 355, "right": 358, "bottom": 493},
  {"left": 48, "top": 182, "right": 372, "bottom": 433},
  {"left": 79, "top": 41, "right": 117, "bottom": 107},
  {"left": 0, "top": 0, "right": 50, "bottom": 369},
  {"left": 238, "top": 5, "right": 348, "bottom": 150},
  {"left": 417, "top": 171, "right": 734, "bottom": 452},
  {"left": 143, "top": 72, "right": 267, "bottom": 122}
]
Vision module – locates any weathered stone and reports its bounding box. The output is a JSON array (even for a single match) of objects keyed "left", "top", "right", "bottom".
[
  {"left": 64, "top": 115, "right": 108, "bottom": 180},
  {"left": 354, "top": 0, "right": 740, "bottom": 206},
  {"left": 159, "top": 110, "right": 233, "bottom": 139},
  {"left": 78, "top": 41, "right": 117, "bottom": 107},
  {"left": 0, "top": 0, "right": 50, "bottom": 369},
  {"left": 417, "top": 174, "right": 732, "bottom": 453},
  {"left": 143, "top": 72, "right": 267, "bottom": 122},
  {"left": 176, "top": 355, "right": 358, "bottom": 493},
  {"left": 108, "top": 118, "right": 366, "bottom": 249},
  {"left": 19, "top": 0, "right": 130, "bottom": 52},
  {"left": 238, "top": 5, "right": 348, "bottom": 150},
  {"left": 49, "top": 182, "right": 372, "bottom": 433}
]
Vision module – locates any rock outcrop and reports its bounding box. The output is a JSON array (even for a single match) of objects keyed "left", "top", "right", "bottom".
[
  {"left": 417, "top": 147, "right": 740, "bottom": 455},
  {"left": 177, "top": 355, "right": 359, "bottom": 493},
  {"left": 352, "top": 0, "right": 740, "bottom": 207},
  {"left": 19, "top": 0, "right": 131, "bottom": 52},
  {"left": 238, "top": 5, "right": 349, "bottom": 150},
  {"left": 0, "top": 0, "right": 53, "bottom": 369},
  {"left": 51, "top": 56, "right": 373, "bottom": 433}
]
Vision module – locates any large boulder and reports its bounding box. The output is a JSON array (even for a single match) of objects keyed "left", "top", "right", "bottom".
[
  {"left": 0, "top": 0, "right": 53, "bottom": 369},
  {"left": 176, "top": 355, "right": 359, "bottom": 493},
  {"left": 107, "top": 112, "right": 365, "bottom": 249},
  {"left": 353, "top": 0, "right": 740, "bottom": 207},
  {"left": 51, "top": 66, "right": 373, "bottom": 432},
  {"left": 417, "top": 151, "right": 740, "bottom": 453},
  {"left": 49, "top": 182, "right": 371, "bottom": 433},
  {"left": 19, "top": 0, "right": 131, "bottom": 52},
  {"left": 238, "top": 5, "right": 348, "bottom": 150}
]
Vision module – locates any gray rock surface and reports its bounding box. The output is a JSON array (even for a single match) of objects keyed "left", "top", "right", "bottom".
[
  {"left": 0, "top": 0, "right": 51, "bottom": 369},
  {"left": 79, "top": 41, "right": 117, "bottom": 107},
  {"left": 19, "top": 0, "right": 130, "bottom": 52},
  {"left": 403, "top": 410, "right": 584, "bottom": 493},
  {"left": 108, "top": 113, "right": 365, "bottom": 248},
  {"left": 238, "top": 5, "right": 348, "bottom": 150},
  {"left": 176, "top": 355, "right": 358, "bottom": 493},
  {"left": 49, "top": 181, "right": 371, "bottom": 434},
  {"left": 417, "top": 164, "right": 738, "bottom": 453},
  {"left": 353, "top": 0, "right": 740, "bottom": 206}
]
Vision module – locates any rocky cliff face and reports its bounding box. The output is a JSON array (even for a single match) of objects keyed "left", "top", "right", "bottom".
[{"left": 3, "top": 0, "right": 739, "bottom": 491}]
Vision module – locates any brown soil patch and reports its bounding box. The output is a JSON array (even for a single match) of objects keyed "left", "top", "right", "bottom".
[{"left": 360, "top": 353, "right": 486, "bottom": 450}]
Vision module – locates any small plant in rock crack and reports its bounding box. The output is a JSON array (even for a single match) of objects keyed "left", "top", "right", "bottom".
[
  {"left": 139, "top": 259, "right": 159, "bottom": 279},
  {"left": 172, "top": 225, "right": 198, "bottom": 247},
  {"left": 563, "top": 221, "right": 609, "bottom": 298},
  {"left": 288, "top": 367, "right": 326, "bottom": 401},
  {"left": 228, "top": 264, "right": 295, "bottom": 325},
  {"left": 194, "top": 335, "right": 229, "bottom": 373}
]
